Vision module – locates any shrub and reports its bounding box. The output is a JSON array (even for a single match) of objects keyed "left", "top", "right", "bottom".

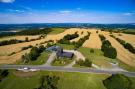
[
  {"left": 103, "top": 74, "right": 132, "bottom": 89},
  {"left": 76, "top": 58, "right": 92, "bottom": 67},
  {"left": 124, "top": 43, "right": 135, "bottom": 53},
  {"left": 104, "top": 47, "right": 117, "bottom": 59},
  {"left": 90, "top": 49, "right": 94, "bottom": 53},
  {"left": 99, "top": 35, "right": 117, "bottom": 59}
]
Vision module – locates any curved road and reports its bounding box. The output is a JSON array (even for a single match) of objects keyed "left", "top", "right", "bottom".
[{"left": 0, "top": 65, "right": 135, "bottom": 77}]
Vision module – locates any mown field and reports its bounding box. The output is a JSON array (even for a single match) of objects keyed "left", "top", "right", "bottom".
[
  {"left": 0, "top": 70, "right": 109, "bottom": 89},
  {"left": 0, "top": 70, "right": 135, "bottom": 89}
]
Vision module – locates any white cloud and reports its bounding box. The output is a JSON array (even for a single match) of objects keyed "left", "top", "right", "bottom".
[
  {"left": 59, "top": 10, "right": 72, "bottom": 14},
  {"left": 123, "top": 12, "right": 134, "bottom": 16},
  {"left": 0, "top": 0, "right": 15, "bottom": 3},
  {"left": 7, "top": 9, "right": 25, "bottom": 13}
]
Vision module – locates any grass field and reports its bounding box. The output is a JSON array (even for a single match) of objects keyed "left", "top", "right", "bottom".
[
  {"left": 17, "top": 51, "right": 50, "bottom": 65},
  {"left": 0, "top": 70, "right": 109, "bottom": 89},
  {"left": 0, "top": 70, "right": 135, "bottom": 89},
  {"left": 49, "top": 28, "right": 66, "bottom": 35},
  {"left": 56, "top": 43, "right": 75, "bottom": 50},
  {"left": 78, "top": 47, "right": 116, "bottom": 68}
]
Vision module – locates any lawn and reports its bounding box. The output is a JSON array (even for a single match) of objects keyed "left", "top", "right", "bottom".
[
  {"left": 49, "top": 28, "right": 66, "bottom": 35},
  {"left": 78, "top": 47, "right": 117, "bottom": 68},
  {"left": 51, "top": 57, "right": 74, "bottom": 66},
  {"left": 0, "top": 70, "right": 109, "bottom": 89},
  {"left": 55, "top": 43, "right": 115, "bottom": 68},
  {"left": 56, "top": 43, "right": 75, "bottom": 50},
  {"left": 17, "top": 51, "right": 50, "bottom": 65}
]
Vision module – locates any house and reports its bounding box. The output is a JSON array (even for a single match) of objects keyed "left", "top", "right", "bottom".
[
  {"left": 56, "top": 47, "right": 74, "bottom": 58},
  {"left": 46, "top": 46, "right": 74, "bottom": 58}
]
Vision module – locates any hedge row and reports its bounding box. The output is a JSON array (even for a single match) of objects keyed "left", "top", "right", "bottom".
[
  {"left": 0, "top": 35, "right": 45, "bottom": 46},
  {"left": 58, "top": 32, "right": 79, "bottom": 44},
  {"left": 110, "top": 35, "right": 135, "bottom": 54},
  {"left": 99, "top": 34, "right": 117, "bottom": 59},
  {"left": 74, "top": 32, "right": 90, "bottom": 48}
]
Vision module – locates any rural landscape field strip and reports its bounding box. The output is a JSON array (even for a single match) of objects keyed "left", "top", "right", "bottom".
[
  {"left": 102, "top": 32, "right": 135, "bottom": 68},
  {"left": 0, "top": 28, "right": 86, "bottom": 64},
  {"left": 113, "top": 33, "right": 135, "bottom": 47},
  {"left": 83, "top": 30, "right": 102, "bottom": 49},
  {"left": 0, "top": 49, "right": 30, "bottom": 64}
]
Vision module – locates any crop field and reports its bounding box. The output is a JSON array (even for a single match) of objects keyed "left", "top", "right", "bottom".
[{"left": 0, "top": 28, "right": 135, "bottom": 71}]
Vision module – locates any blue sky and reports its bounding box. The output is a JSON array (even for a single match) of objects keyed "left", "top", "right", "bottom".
[{"left": 0, "top": 0, "right": 135, "bottom": 24}]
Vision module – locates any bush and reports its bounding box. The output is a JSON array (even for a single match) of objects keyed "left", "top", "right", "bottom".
[
  {"left": 0, "top": 70, "right": 9, "bottom": 82},
  {"left": 76, "top": 58, "right": 92, "bottom": 67},
  {"left": 99, "top": 35, "right": 117, "bottom": 59},
  {"left": 104, "top": 47, "right": 117, "bottom": 59},
  {"left": 124, "top": 43, "right": 135, "bottom": 53},
  {"left": 22, "top": 45, "right": 46, "bottom": 62},
  {"left": 21, "top": 45, "right": 33, "bottom": 50},
  {"left": 103, "top": 74, "right": 132, "bottom": 89},
  {"left": 90, "top": 49, "right": 94, "bottom": 53},
  {"left": 35, "top": 75, "right": 60, "bottom": 89}
]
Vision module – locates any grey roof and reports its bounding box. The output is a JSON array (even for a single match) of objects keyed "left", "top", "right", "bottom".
[
  {"left": 56, "top": 51, "right": 74, "bottom": 58},
  {"left": 46, "top": 46, "right": 62, "bottom": 52}
]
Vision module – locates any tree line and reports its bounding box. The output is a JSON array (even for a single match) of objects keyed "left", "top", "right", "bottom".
[
  {"left": 21, "top": 45, "right": 46, "bottom": 63},
  {"left": 58, "top": 32, "right": 79, "bottom": 44},
  {"left": 99, "top": 34, "right": 117, "bottom": 59},
  {"left": 58, "top": 31, "right": 90, "bottom": 49},
  {"left": 110, "top": 35, "right": 135, "bottom": 54}
]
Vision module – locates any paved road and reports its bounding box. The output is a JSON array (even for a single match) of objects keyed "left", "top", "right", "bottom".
[{"left": 0, "top": 65, "right": 135, "bottom": 77}]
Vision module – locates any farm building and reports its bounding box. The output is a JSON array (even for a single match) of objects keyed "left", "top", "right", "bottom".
[{"left": 46, "top": 46, "right": 74, "bottom": 58}]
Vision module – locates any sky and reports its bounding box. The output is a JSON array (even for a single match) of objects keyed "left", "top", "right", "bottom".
[{"left": 0, "top": 0, "right": 135, "bottom": 24}]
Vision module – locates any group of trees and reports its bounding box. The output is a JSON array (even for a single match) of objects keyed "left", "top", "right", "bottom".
[
  {"left": 99, "top": 34, "right": 117, "bottom": 59},
  {"left": 0, "top": 39, "right": 24, "bottom": 46},
  {"left": 74, "top": 32, "right": 90, "bottom": 48},
  {"left": 21, "top": 45, "right": 33, "bottom": 51},
  {"left": 0, "top": 70, "right": 9, "bottom": 82},
  {"left": 103, "top": 74, "right": 132, "bottom": 89},
  {"left": 0, "top": 35, "right": 46, "bottom": 46},
  {"left": 0, "top": 28, "right": 52, "bottom": 38},
  {"left": 16, "top": 28, "right": 52, "bottom": 35},
  {"left": 21, "top": 45, "right": 46, "bottom": 63},
  {"left": 110, "top": 35, "right": 135, "bottom": 54},
  {"left": 76, "top": 58, "right": 92, "bottom": 67},
  {"left": 58, "top": 32, "right": 79, "bottom": 44},
  {"left": 34, "top": 75, "right": 60, "bottom": 89}
]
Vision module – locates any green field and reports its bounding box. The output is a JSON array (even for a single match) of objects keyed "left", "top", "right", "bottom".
[
  {"left": 56, "top": 43, "right": 75, "bottom": 50},
  {"left": 49, "top": 28, "right": 66, "bottom": 35},
  {"left": 0, "top": 70, "right": 135, "bottom": 89},
  {"left": 54, "top": 43, "right": 116, "bottom": 68},
  {"left": 17, "top": 51, "right": 50, "bottom": 65},
  {"left": 0, "top": 70, "right": 109, "bottom": 89},
  {"left": 78, "top": 47, "right": 116, "bottom": 68}
]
